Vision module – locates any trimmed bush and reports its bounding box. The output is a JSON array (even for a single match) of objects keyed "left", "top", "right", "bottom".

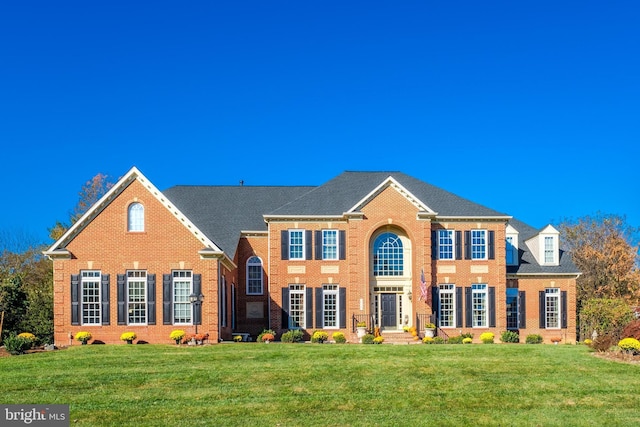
[
  {"left": 500, "top": 330, "right": 520, "bottom": 343},
  {"left": 432, "top": 336, "right": 445, "bottom": 344},
  {"left": 280, "top": 329, "right": 304, "bottom": 343},
  {"left": 4, "top": 334, "right": 33, "bottom": 355},
  {"left": 462, "top": 337, "right": 473, "bottom": 344},
  {"left": 311, "top": 330, "right": 329, "bottom": 343},
  {"left": 525, "top": 334, "right": 543, "bottom": 344},
  {"left": 447, "top": 336, "right": 464, "bottom": 344},
  {"left": 332, "top": 332, "right": 346, "bottom": 343},
  {"left": 361, "top": 334, "right": 375, "bottom": 344},
  {"left": 480, "top": 332, "right": 495, "bottom": 344}
]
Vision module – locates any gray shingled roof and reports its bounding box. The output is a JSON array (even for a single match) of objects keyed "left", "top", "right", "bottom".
[
  {"left": 162, "top": 185, "right": 314, "bottom": 258},
  {"left": 162, "top": 171, "right": 579, "bottom": 275},
  {"left": 270, "top": 171, "right": 508, "bottom": 217}
]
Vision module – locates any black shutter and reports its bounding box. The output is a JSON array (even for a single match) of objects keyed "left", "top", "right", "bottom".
[
  {"left": 281, "top": 287, "right": 289, "bottom": 329},
  {"left": 464, "top": 231, "right": 471, "bottom": 259},
  {"left": 489, "top": 286, "right": 496, "bottom": 327},
  {"left": 281, "top": 230, "right": 289, "bottom": 260},
  {"left": 339, "top": 230, "right": 346, "bottom": 260},
  {"left": 163, "top": 274, "right": 172, "bottom": 325},
  {"left": 455, "top": 231, "right": 462, "bottom": 260},
  {"left": 431, "top": 230, "right": 437, "bottom": 260},
  {"left": 101, "top": 274, "right": 110, "bottom": 325},
  {"left": 315, "top": 288, "right": 323, "bottom": 328},
  {"left": 561, "top": 291, "right": 568, "bottom": 329},
  {"left": 456, "top": 287, "right": 463, "bottom": 328},
  {"left": 315, "top": 231, "right": 322, "bottom": 260},
  {"left": 539, "top": 291, "right": 545, "bottom": 329},
  {"left": 339, "top": 287, "right": 346, "bottom": 328},
  {"left": 306, "top": 287, "right": 313, "bottom": 327},
  {"left": 519, "top": 291, "right": 526, "bottom": 329},
  {"left": 305, "top": 230, "right": 313, "bottom": 260},
  {"left": 193, "top": 274, "right": 202, "bottom": 326},
  {"left": 431, "top": 286, "right": 439, "bottom": 326},
  {"left": 147, "top": 274, "right": 156, "bottom": 325},
  {"left": 465, "top": 287, "right": 472, "bottom": 327},
  {"left": 71, "top": 274, "right": 80, "bottom": 326},
  {"left": 117, "top": 274, "right": 126, "bottom": 325},
  {"left": 488, "top": 231, "right": 495, "bottom": 260}
]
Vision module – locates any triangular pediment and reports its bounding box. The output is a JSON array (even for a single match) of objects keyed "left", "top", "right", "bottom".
[{"left": 348, "top": 176, "right": 438, "bottom": 216}]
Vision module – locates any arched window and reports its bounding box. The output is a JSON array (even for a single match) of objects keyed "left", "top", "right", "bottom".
[
  {"left": 373, "top": 232, "right": 403, "bottom": 276},
  {"left": 246, "top": 256, "right": 263, "bottom": 295},
  {"left": 128, "top": 203, "right": 144, "bottom": 232}
]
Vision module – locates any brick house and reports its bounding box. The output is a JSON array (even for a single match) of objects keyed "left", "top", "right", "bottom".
[{"left": 45, "top": 167, "right": 580, "bottom": 345}]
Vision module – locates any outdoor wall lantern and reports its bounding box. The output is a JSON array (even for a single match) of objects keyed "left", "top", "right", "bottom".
[{"left": 189, "top": 292, "right": 205, "bottom": 334}]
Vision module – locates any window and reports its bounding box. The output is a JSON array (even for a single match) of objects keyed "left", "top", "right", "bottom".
[
  {"left": 439, "top": 284, "right": 455, "bottom": 327},
  {"left": 438, "top": 230, "right": 454, "bottom": 260},
  {"left": 289, "top": 284, "right": 305, "bottom": 328},
  {"left": 220, "top": 275, "right": 227, "bottom": 327},
  {"left": 373, "top": 232, "right": 404, "bottom": 276},
  {"left": 289, "top": 230, "right": 305, "bottom": 260},
  {"left": 173, "top": 271, "right": 192, "bottom": 324},
  {"left": 246, "top": 256, "right": 263, "bottom": 295},
  {"left": 81, "top": 271, "right": 101, "bottom": 325},
  {"left": 545, "top": 288, "right": 560, "bottom": 329},
  {"left": 506, "top": 288, "right": 519, "bottom": 330},
  {"left": 322, "top": 284, "right": 339, "bottom": 328},
  {"left": 472, "top": 284, "right": 488, "bottom": 327},
  {"left": 127, "top": 271, "right": 147, "bottom": 325},
  {"left": 322, "top": 230, "right": 338, "bottom": 260},
  {"left": 544, "top": 236, "right": 554, "bottom": 264},
  {"left": 128, "top": 203, "right": 144, "bottom": 232},
  {"left": 506, "top": 236, "right": 517, "bottom": 265},
  {"left": 471, "top": 230, "right": 487, "bottom": 260}
]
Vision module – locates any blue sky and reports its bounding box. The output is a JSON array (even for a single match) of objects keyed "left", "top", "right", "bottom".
[{"left": 1, "top": 1, "right": 638, "bottom": 247}]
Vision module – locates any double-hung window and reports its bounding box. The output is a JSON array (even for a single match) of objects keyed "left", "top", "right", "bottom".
[
  {"left": 81, "top": 271, "right": 101, "bottom": 325},
  {"left": 545, "top": 288, "right": 560, "bottom": 329},
  {"left": 471, "top": 230, "right": 487, "bottom": 260},
  {"left": 246, "top": 256, "right": 263, "bottom": 295},
  {"left": 289, "top": 230, "right": 305, "bottom": 260},
  {"left": 127, "top": 271, "right": 147, "bottom": 324},
  {"left": 472, "top": 284, "right": 488, "bottom": 327},
  {"left": 439, "top": 284, "right": 455, "bottom": 327},
  {"left": 544, "top": 237, "right": 555, "bottom": 264},
  {"left": 322, "top": 230, "right": 338, "bottom": 260},
  {"left": 289, "top": 284, "right": 305, "bottom": 328},
  {"left": 322, "top": 284, "right": 339, "bottom": 328},
  {"left": 173, "top": 271, "right": 192, "bottom": 324},
  {"left": 438, "top": 230, "right": 454, "bottom": 260}
]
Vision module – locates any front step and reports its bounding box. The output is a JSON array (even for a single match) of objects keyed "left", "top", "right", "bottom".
[{"left": 378, "top": 332, "right": 421, "bottom": 345}]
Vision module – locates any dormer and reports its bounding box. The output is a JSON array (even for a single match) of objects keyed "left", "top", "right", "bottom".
[
  {"left": 505, "top": 224, "right": 519, "bottom": 266},
  {"left": 525, "top": 225, "right": 560, "bottom": 266}
]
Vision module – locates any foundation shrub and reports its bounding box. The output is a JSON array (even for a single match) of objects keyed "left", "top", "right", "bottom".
[
  {"left": 525, "top": 334, "right": 543, "bottom": 344},
  {"left": 618, "top": 337, "right": 640, "bottom": 354},
  {"left": 361, "top": 334, "right": 375, "bottom": 344},
  {"left": 480, "top": 332, "right": 495, "bottom": 344},
  {"left": 447, "top": 336, "right": 464, "bottom": 344},
  {"left": 4, "top": 333, "right": 33, "bottom": 355},
  {"left": 500, "top": 330, "right": 520, "bottom": 343},
  {"left": 280, "top": 329, "right": 304, "bottom": 343},
  {"left": 332, "top": 332, "right": 346, "bottom": 343},
  {"left": 311, "top": 330, "right": 329, "bottom": 343},
  {"left": 592, "top": 334, "right": 616, "bottom": 352},
  {"left": 462, "top": 337, "right": 473, "bottom": 344}
]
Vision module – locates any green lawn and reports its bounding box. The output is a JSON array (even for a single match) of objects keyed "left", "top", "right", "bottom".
[{"left": 1, "top": 343, "right": 639, "bottom": 426}]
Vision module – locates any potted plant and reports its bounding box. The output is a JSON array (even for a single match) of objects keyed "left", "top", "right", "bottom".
[
  {"left": 76, "top": 331, "right": 92, "bottom": 345},
  {"left": 356, "top": 321, "right": 367, "bottom": 341},
  {"left": 550, "top": 336, "right": 562, "bottom": 345},
  {"left": 261, "top": 333, "right": 275, "bottom": 343},
  {"left": 120, "top": 332, "right": 137, "bottom": 344},
  {"left": 424, "top": 323, "right": 436, "bottom": 338},
  {"left": 170, "top": 330, "right": 186, "bottom": 345}
]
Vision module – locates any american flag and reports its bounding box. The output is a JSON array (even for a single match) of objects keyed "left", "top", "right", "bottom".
[{"left": 419, "top": 269, "right": 429, "bottom": 302}]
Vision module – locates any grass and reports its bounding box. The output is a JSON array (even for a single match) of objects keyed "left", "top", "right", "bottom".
[{"left": 1, "top": 343, "right": 640, "bottom": 426}]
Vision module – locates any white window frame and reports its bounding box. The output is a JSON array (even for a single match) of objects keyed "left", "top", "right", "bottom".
[
  {"left": 289, "top": 284, "right": 305, "bottom": 329},
  {"left": 173, "top": 271, "right": 192, "bottom": 325},
  {"left": 472, "top": 283, "right": 488, "bottom": 327},
  {"left": 81, "top": 270, "right": 101, "bottom": 325},
  {"left": 438, "top": 230, "right": 454, "bottom": 260},
  {"left": 544, "top": 236, "right": 555, "bottom": 264},
  {"left": 322, "top": 284, "right": 339, "bottom": 329},
  {"left": 128, "top": 202, "right": 144, "bottom": 232},
  {"left": 545, "top": 288, "right": 561, "bottom": 329},
  {"left": 471, "top": 230, "right": 487, "bottom": 260},
  {"left": 322, "top": 230, "right": 339, "bottom": 260},
  {"left": 439, "top": 284, "right": 455, "bottom": 327},
  {"left": 506, "top": 236, "right": 517, "bottom": 266},
  {"left": 246, "top": 256, "right": 263, "bottom": 295},
  {"left": 220, "top": 275, "right": 227, "bottom": 327},
  {"left": 373, "top": 232, "right": 404, "bottom": 276},
  {"left": 127, "top": 270, "right": 147, "bottom": 325},
  {"left": 289, "top": 230, "right": 305, "bottom": 260}
]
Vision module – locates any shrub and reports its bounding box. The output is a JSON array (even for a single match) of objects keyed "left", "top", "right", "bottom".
[
  {"left": 422, "top": 336, "right": 434, "bottom": 344},
  {"left": 525, "top": 334, "right": 543, "bottom": 344},
  {"left": 280, "top": 329, "right": 304, "bottom": 343},
  {"left": 480, "top": 332, "right": 494, "bottom": 344},
  {"left": 500, "top": 330, "right": 520, "bottom": 343},
  {"left": 169, "top": 330, "right": 186, "bottom": 343},
  {"left": 4, "top": 334, "right": 33, "bottom": 355},
  {"left": 592, "top": 334, "right": 616, "bottom": 352},
  {"left": 120, "top": 332, "right": 137, "bottom": 342},
  {"left": 447, "top": 335, "right": 463, "bottom": 344},
  {"left": 257, "top": 329, "right": 277, "bottom": 343},
  {"left": 18, "top": 332, "right": 37, "bottom": 346},
  {"left": 462, "top": 337, "right": 473, "bottom": 344},
  {"left": 332, "top": 332, "right": 346, "bottom": 343},
  {"left": 75, "top": 331, "right": 92, "bottom": 344},
  {"left": 361, "top": 334, "right": 375, "bottom": 344},
  {"left": 373, "top": 336, "right": 384, "bottom": 344},
  {"left": 580, "top": 298, "right": 634, "bottom": 341},
  {"left": 583, "top": 338, "right": 593, "bottom": 346},
  {"left": 460, "top": 332, "right": 474, "bottom": 339},
  {"left": 618, "top": 337, "right": 640, "bottom": 353},
  {"left": 311, "top": 330, "right": 329, "bottom": 343},
  {"left": 432, "top": 336, "right": 445, "bottom": 344},
  {"left": 621, "top": 319, "right": 640, "bottom": 340}
]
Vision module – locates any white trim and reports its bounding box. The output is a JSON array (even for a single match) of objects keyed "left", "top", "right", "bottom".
[{"left": 348, "top": 176, "right": 438, "bottom": 215}]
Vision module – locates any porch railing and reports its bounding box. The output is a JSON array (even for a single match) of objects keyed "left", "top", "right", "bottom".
[{"left": 416, "top": 313, "right": 449, "bottom": 341}]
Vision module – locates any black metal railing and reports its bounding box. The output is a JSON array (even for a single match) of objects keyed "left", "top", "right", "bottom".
[
  {"left": 416, "top": 313, "right": 449, "bottom": 341},
  {"left": 352, "top": 314, "right": 375, "bottom": 332}
]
